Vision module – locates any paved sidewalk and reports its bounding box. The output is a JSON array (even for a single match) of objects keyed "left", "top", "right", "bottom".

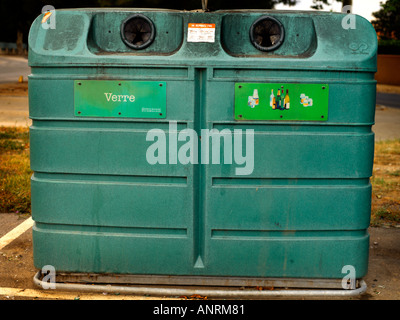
[
  {"left": 373, "top": 106, "right": 400, "bottom": 141},
  {"left": 0, "top": 96, "right": 30, "bottom": 127},
  {"left": 0, "top": 56, "right": 30, "bottom": 84}
]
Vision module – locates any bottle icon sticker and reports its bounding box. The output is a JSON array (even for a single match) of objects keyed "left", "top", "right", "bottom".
[
  {"left": 280, "top": 86, "right": 285, "bottom": 110},
  {"left": 276, "top": 89, "right": 281, "bottom": 109},
  {"left": 300, "top": 94, "right": 313, "bottom": 107},
  {"left": 271, "top": 87, "right": 290, "bottom": 110},
  {"left": 270, "top": 89, "right": 275, "bottom": 109},
  {"left": 253, "top": 89, "right": 259, "bottom": 105},
  {"left": 248, "top": 89, "right": 259, "bottom": 109},
  {"left": 284, "top": 89, "right": 290, "bottom": 109}
]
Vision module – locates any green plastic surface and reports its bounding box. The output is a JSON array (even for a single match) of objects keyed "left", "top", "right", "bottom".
[{"left": 29, "top": 9, "right": 377, "bottom": 281}]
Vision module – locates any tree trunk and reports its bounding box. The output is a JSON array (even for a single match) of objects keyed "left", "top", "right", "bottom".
[{"left": 16, "top": 31, "right": 23, "bottom": 56}]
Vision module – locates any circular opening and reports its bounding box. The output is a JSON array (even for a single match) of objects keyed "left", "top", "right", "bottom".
[
  {"left": 121, "top": 14, "right": 155, "bottom": 50},
  {"left": 249, "top": 16, "right": 285, "bottom": 52}
]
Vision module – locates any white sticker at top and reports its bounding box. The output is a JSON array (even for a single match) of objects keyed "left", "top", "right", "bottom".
[{"left": 187, "top": 23, "right": 215, "bottom": 43}]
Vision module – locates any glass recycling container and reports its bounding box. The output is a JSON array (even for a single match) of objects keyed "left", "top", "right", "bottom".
[{"left": 28, "top": 8, "right": 378, "bottom": 289}]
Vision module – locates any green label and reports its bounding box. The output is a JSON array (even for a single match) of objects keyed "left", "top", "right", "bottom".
[
  {"left": 235, "top": 83, "right": 329, "bottom": 121},
  {"left": 74, "top": 80, "right": 166, "bottom": 118}
]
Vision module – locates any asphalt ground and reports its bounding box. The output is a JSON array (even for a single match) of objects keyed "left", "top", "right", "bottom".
[{"left": 377, "top": 92, "right": 400, "bottom": 109}]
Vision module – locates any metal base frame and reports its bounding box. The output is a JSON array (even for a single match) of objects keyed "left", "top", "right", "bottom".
[{"left": 33, "top": 272, "right": 367, "bottom": 298}]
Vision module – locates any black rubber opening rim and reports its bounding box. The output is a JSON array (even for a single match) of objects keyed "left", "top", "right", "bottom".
[
  {"left": 121, "top": 14, "right": 156, "bottom": 50},
  {"left": 249, "top": 16, "right": 285, "bottom": 52}
]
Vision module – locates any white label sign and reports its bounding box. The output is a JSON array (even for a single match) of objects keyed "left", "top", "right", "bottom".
[{"left": 187, "top": 23, "right": 215, "bottom": 43}]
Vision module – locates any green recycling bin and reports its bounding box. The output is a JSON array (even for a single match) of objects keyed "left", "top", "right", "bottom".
[{"left": 29, "top": 8, "right": 377, "bottom": 289}]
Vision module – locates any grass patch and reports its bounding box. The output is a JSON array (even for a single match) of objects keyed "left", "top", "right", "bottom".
[
  {"left": 371, "top": 176, "right": 397, "bottom": 193},
  {"left": 375, "top": 139, "right": 400, "bottom": 156},
  {"left": 0, "top": 127, "right": 31, "bottom": 214},
  {"left": 371, "top": 203, "right": 400, "bottom": 227},
  {"left": 371, "top": 139, "right": 400, "bottom": 227},
  {"left": 389, "top": 170, "right": 400, "bottom": 177}
]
